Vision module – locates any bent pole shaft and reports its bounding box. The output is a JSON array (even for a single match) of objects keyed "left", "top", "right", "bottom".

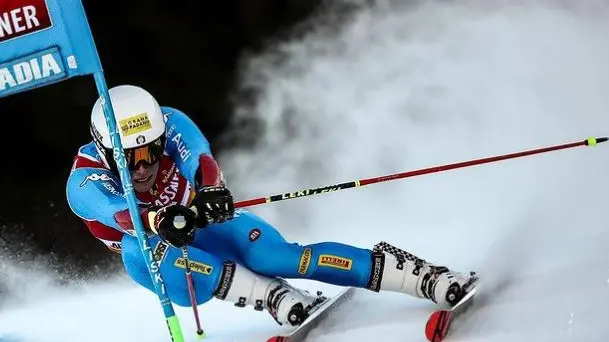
[
  {"left": 235, "top": 137, "right": 607, "bottom": 209},
  {"left": 180, "top": 247, "right": 206, "bottom": 338}
]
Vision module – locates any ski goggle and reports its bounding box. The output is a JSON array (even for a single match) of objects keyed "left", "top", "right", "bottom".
[{"left": 124, "top": 136, "right": 165, "bottom": 171}]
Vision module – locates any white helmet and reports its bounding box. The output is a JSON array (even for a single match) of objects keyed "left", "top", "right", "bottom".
[{"left": 90, "top": 85, "right": 166, "bottom": 171}]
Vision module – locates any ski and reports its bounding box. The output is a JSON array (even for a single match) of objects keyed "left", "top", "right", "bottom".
[
  {"left": 266, "top": 287, "right": 356, "bottom": 342},
  {"left": 424, "top": 280, "right": 480, "bottom": 342}
]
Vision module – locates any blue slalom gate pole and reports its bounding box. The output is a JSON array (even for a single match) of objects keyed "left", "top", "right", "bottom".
[{"left": 92, "top": 72, "right": 185, "bottom": 341}]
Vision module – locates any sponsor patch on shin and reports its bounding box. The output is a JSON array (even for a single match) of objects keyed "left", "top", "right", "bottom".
[{"left": 317, "top": 254, "right": 352, "bottom": 271}]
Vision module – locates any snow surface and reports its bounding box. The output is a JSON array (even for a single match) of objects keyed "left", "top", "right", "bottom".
[{"left": 2, "top": 0, "right": 609, "bottom": 341}]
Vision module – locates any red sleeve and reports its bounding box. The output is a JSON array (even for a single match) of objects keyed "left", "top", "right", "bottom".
[
  {"left": 196, "top": 154, "right": 223, "bottom": 188},
  {"left": 83, "top": 220, "right": 124, "bottom": 253}
]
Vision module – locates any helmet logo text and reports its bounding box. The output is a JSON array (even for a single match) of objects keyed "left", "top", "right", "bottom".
[{"left": 119, "top": 113, "right": 151, "bottom": 136}]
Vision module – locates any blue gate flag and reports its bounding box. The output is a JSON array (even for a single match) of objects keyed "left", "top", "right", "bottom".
[
  {"left": 0, "top": 0, "right": 104, "bottom": 98},
  {"left": 0, "top": 1, "right": 186, "bottom": 341}
]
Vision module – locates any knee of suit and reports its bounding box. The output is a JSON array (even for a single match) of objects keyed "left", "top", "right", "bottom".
[
  {"left": 241, "top": 239, "right": 302, "bottom": 277},
  {"left": 121, "top": 236, "right": 155, "bottom": 292},
  {"left": 121, "top": 234, "right": 223, "bottom": 307}
]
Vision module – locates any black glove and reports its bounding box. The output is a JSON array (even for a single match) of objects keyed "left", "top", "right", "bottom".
[
  {"left": 191, "top": 185, "right": 234, "bottom": 227},
  {"left": 152, "top": 204, "right": 197, "bottom": 248}
]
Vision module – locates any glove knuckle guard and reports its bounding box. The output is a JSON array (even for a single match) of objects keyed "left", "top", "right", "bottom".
[{"left": 192, "top": 185, "right": 235, "bottom": 226}]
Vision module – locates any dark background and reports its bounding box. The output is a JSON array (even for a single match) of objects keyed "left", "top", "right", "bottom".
[{"left": 0, "top": 0, "right": 328, "bottom": 284}]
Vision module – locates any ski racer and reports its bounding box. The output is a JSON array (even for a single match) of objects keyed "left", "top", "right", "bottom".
[{"left": 66, "top": 85, "right": 477, "bottom": 326}]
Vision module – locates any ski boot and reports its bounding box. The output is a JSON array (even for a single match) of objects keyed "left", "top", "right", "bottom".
[
  {"left": 213, "top": 261, "right": 326, "bottom": 326},
  {"left": 266, "top": 279, "right": 327, "bottom": 326},
  {"left": 367, "top": 241, "right": 478, "bottom": 308}
]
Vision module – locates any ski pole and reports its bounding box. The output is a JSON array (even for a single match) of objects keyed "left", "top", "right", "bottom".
[
  {"left": 235, "top": 136, "right": 607, "bottom": 208},
  {"left": 181, "top": 247, "right": 206, "bottom": 339}
]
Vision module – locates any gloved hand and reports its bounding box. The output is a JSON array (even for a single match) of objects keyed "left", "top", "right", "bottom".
[
  {"left": 191, "top": 185, "right": 234, "bottom": 227},
  {"left": 149, "top": 204, "right": 197, "bottom": 248}
]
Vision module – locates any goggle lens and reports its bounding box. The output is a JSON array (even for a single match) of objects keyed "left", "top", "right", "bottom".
[{"left": 126, "top": 136, "right": 165, "bottom": 171}]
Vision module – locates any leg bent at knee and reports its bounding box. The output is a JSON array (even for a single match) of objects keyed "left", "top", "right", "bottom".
[{"left": 121, "top": 235, "right": 224, "bottom": 307}]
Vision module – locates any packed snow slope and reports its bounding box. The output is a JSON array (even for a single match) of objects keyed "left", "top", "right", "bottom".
[{"left": 2, "top": 0, "right": 609, "bottom": 341}]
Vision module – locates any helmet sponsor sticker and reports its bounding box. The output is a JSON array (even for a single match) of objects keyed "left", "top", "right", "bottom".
[{"left": 120, "top": 112, "right": 151, "bottom": 136}]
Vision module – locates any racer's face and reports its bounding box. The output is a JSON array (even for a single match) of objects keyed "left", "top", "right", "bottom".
[
  {"left": 125, "top": 136, "right": 164, "bottom": 192},
  {"left": 131, "top": 161, "right": 160, "bottom": 192}
]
